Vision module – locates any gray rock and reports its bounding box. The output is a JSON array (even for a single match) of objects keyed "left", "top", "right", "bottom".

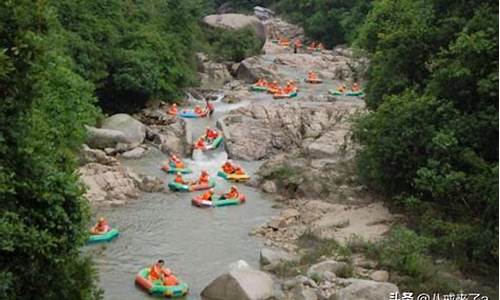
[
  {"left": 261, "top": 180, "right": 277, "bottom": 193},
  {"left": 307, "top": 260, "right": 349, "bottom": 278},
  {"left": 201, "top": 266, "right": 274, "bottom": 300},
  {"left": 85, "top": 125, "right": 129, "bottom": 149},
  {"left": 202, "top": 14, "right": 266, "bottom": 43},
  {"left": 369, "top": 271, "right": 389, "bottom": 282},
  {"left": 121, "top": 147, "right": 146, "bottom": 159},
  {"left": 291, "top": 285, "right": 318, "bottom": 300},
  {"left": 79, "top": 144, "right": 117, "bottom": 166},
  {"left": 329, "top": 279, "right": 398, "bottom": 300},
  {"left": 102, "top": 113, "right": 146, "bottom": 146},
  {"left": 260, "top": 248, "right": 297, "bottom": 266},
  {"left": 254, "top": 6, "right": 275, "bottom": 21}
]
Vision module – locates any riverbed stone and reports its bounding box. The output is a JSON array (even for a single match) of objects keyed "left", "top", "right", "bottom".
[
  {"left": 121, "top": 146, "right": 146, "bottom": 159},
  {"left": 260, "top": 248, "right": 297, "bottom": 266},
  {"left": 201, "top": 264, "right": 274, "bottom": 300},
  {"left": 369, "top": 270, "right": 389, "bottom": 282},
  {"left": 307, "top": 260, "right": 349, "bottom": 278}
]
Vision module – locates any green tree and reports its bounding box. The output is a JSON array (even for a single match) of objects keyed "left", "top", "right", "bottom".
[{"left": 0, "top": 1, "right": 100, "bottom": 298}]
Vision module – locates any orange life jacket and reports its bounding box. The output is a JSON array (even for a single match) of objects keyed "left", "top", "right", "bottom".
[
  {"left": 175, "top": 175, "right": 185, "bottom": 184},
  {"left": 198, "top": 174, "right": 209, "bottom": 184},
  {"left": 163, "top": 275, "right": 178, "bottom": 286},
  {"left": 225, "top": 188, "right": 239, "bottom": 199},
  {"left": 206, "top": 130, "right": 218, "bottom": 139},
  {"left": 222, "top": 164, "right": 235, "bottom": 174},
  {"left": 196, "top": 139, "right": 205, "bottom": 149},
  {"left": 201, "top": 191, "right": 213, "bottom": 200}
]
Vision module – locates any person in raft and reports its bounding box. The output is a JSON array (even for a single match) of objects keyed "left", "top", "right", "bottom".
[
  {"left": 195, "top": 138, "right": 206, "bottom": 149},
  {"left": 233, "top": 166, "right": 246, "bottom": 176},
  {"left": 201, "top": 188, "right": 215, "bottom": 201},
  {"left": 283, "top": 81, "right": 296, "bottom": 94},
  {"left": 351, "top": 82, "right": 360, "bottom": 92},
  {"left": 174, "top": 172, "right": 189, "bottom": 185},
  {"left": 222, "top": 160, "right": 236, "bottom": 174},
  {"left": 90, "top": 217, "right": 109, "bottom": 235},
  {"left": 255, "top": 78, "right": 267, "bottom": 87},
  {"left": 205, "top": 98, "right": 214, "bottom": 117},
  {"left": 197, "top": 170, "right": 210, "bottom": 185},
  {"left": 167, "top": 103, "right": 178, "bottom": 115},
  {"left": 221, "top": 186, "right": 240, "bottom": 199},
  {"left": 205, "top": 127, "right": 218, "bottom": 143},
  {"left": 194, "top": 105, "right": 204, "bottom": 115},
  {"left": 337, "top": 84, "right": 347, "bottom": 93},
  {"left": 268, "top": 81, "right": 280, "bottom": 92},
  {"left": 149, "top": 260, "right": 179, "bottom": 286},
  {"left": 307, "top": 71, "right": 319, "bottom": 81},
  {"left": 169, "top": 154, "right": 185, "bottom": 168}
]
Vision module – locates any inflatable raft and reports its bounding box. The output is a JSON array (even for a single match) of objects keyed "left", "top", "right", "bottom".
[
  {"left": 87, "top": 228, "right": 119, "bottom": 244},
  {"left": 192, "top": 194, "right": 246, "bottom": 208},
  {"left": 345, "top": 91, "right": 365, "bottom": 97},
  {"left": 199, "top": 135, "right": 224, "bottom": 151},
  {"left": 135, "top": 268, "right": 189, "bottom": 298},
  {"left": 178, "top": 110, "right": 207, "bottom": 119},
  {"left": 305, "top": 78, "right": 323, "bottom": 84},
  {"left": 161, "top": 164, "right": 192, "bottom": 174},
  {"left": 250, "top": 84, "right": 268, "bottom": 92},
  {"left": 273, "top": 90, "right": 298, "bottom": 99},
  {"left": 168, "top": 178, "right": 216, "bottom": 192},
  {"left": 217, "top": 170, "right": 250, "bottom": 182}
]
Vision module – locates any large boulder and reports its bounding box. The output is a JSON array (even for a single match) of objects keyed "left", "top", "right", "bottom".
[
  {"left": 101, "top": 114, "right": 146, "bottom": 146},
  {"left": 85, "top": 125, "right": 129, "bottom": 149},
  {"left": 201, "top": 261, "right": 274, "bottom": 300},
  {"left": 330, "top": 279, "right": 398, "bottom": 300},
  {"left": 236, "top": 56, "right": 279, "bottom": 83},
  {"left": 202, "top": 14, "right": 266, "bottom": 42}
]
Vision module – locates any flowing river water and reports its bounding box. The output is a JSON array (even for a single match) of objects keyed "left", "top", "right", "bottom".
[{"left": 88, "top": 51, "right": 360, "bottom": 299}]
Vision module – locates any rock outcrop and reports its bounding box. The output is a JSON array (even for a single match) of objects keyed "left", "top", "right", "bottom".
[
  {"left": 135, "top": 108, "right": 191, "bottom": 156},
  {"left": 197, "top": 53, "right": 233, "bottom": 87},
  {"left": 218, "top": 102, "right": 363, "bottom": 161},
  {"left": 202, "top": 13, "right": 266, "bottom": 42}
]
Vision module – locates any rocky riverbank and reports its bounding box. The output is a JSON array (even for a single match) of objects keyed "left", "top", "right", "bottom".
[{"left": 79, "top": 106, "right": 191, "bottom": 206}]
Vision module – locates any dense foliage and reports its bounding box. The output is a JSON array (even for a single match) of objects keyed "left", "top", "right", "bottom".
[
  {"left": 0, "top": 0, "right": 100, "bottom": 298},
  {"left": 51, "top": 0, "right": 202, "bottom": 113},
  {"left": 354, "top": 0, "right": 498, "bottom": 275},
  {"left": 204, "top": 27, "right": 264, "bottom": 62},
  {"left": 276, "top": 0, "right": 372, "bottom": 47}
]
